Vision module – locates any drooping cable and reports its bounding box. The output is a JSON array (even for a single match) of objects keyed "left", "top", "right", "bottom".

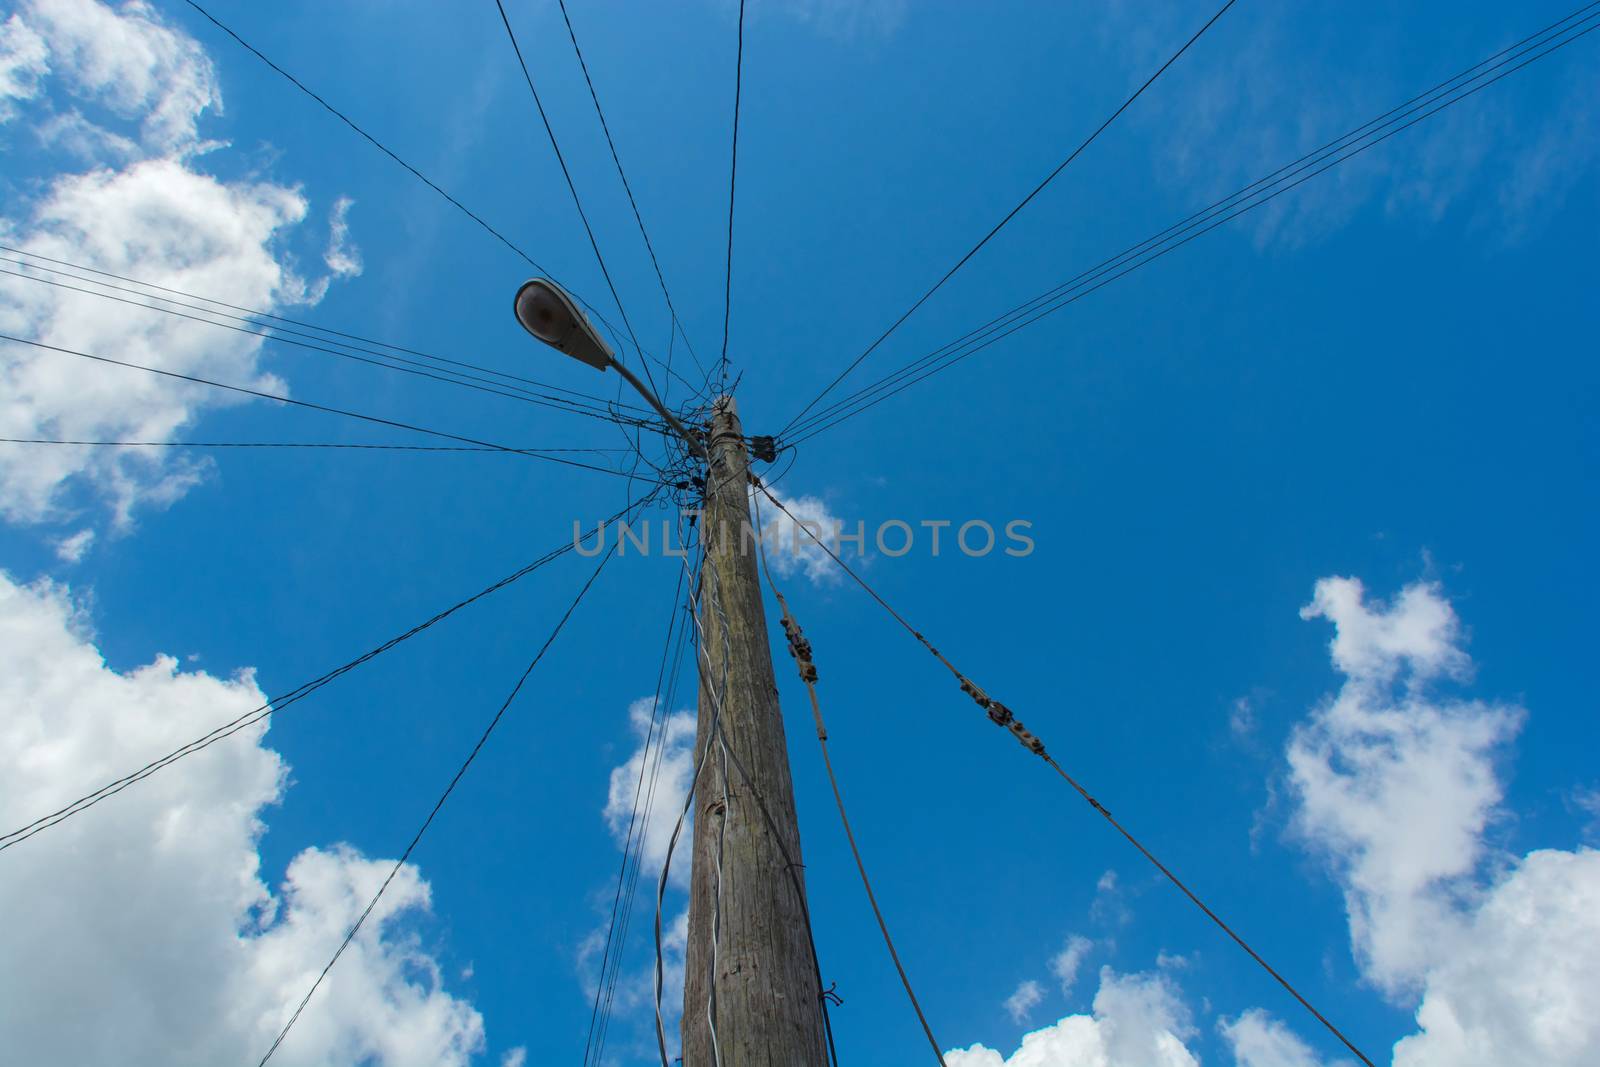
[
  {"left": 0, "top": 333, "right": 665, "bottom": 482},
  {"left": 751, "top": 491, "right": 947, "bottom": 1064},
  {"left": 0, "top": 502, "right": 639, "bottom": 854},
  {"left": 254, "top": 531, "right": 633, "bottom": 1067},
  {"left": 676, "top": 538, "right": 841, "bottom": 1067},
  {"left": 781, "top": 2, "right": 1600, "bottom": 446},
  {"left": 776, "top": 0, "right": 1239, "bottom": 437},
  {"left": 754, "top": 482, "right": 1376, "bottom": 1067}
]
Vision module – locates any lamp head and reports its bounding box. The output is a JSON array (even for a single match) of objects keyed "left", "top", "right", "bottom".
[{"left": 513, "top": 278, "right": 613, "bottom": 371}]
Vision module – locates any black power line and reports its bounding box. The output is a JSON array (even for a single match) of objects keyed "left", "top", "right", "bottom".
[
  {"left": 781, "top": 2, "right": 1600, "bottom": 446},
  {"left": 492, "top": 0, "right": 688, "bottom": 401},
  {"left": 0, "top": 504, "right": 638, "bottom": 854},
  {"left": 777, "top": 0, "right": 1239, "bottom": 438},
  {"left": 178, "top": 0, "right": 674, "bottom": 377},
  {"left": 254, "top": 532, "right": 633, "bottom": 1067},
  {"left": 582, "top": 557, "right": 689, "bottom": 1066},
  {"left": 0, "top": 437, "right": 627, "bottom": 454},
  {"left": 0, "top": 264, "right": 662, "bottom": 429},
  {"left": 0, "top": 333, "right": 662, "bottom": 481},
  {"left": 553, "top": 0, "right": 710, "bottom": 389},
  {"left": 718, "top": 0, "right": 748, "bottom": 393},
  {"left": 0, "top": 243, "right": 648, "bottom": 416},
  {"left": 755, "top": 483, "right": 1377, "bottom": 1067}
]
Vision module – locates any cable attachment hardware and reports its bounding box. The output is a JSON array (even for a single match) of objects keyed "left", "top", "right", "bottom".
[
  {"left": 780, "top": 614, "right": 818, "bottom": 684},
  {"left": 748, "top": 434, "right": 777, "bottom": 463},
  {"left": 986, "top": 700, "right": 1047, "bottom": 758},
  {"left": 957, "top": 675, "right": 1046, "bottom": 758}
]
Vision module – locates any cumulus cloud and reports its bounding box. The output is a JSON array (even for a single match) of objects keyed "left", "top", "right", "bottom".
[
  {"left": 1287, "top": 576, "right": 1600, "bottom": 1065},
  {"left": 0, "top": 0, "right": 358, "bottom": 529},
  {"left": 1289, "top": 576, "right": 1521, "bottom": 994},
  {"left": 580, "top": 696, "right": 698, "bottom": 1057},
  {"left": 948, "top": 967, "right": 1199, "bottom": 1067},
  {"left": 0, "top": 571, "right": 485, "bottom": 1065},
  {"left": 0, "top": 12, "right": 49, "bottom": 119},
  {"left": 1004, "top": 979, "right": 1044, "bottom": 1024},
  {"left": 750, "top": 485, "right": 848, "bottom": 585},
  {"left": 602, "top": 696, "right": 697, "bottom": 886},
  {"left": 1220, "top": 1008, "right": 1328, "bottom": 1067}
]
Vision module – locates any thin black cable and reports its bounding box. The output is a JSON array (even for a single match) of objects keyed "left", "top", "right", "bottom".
[
  {"left": 594, "top": 516, "right": 701, "bottom": 1064},
  {"left": 752, "top": 492, "right": 947, "bottom": 1064},
  {"left": 492, "top": 0, "right": 673, "bottom": 401},
  {"left": 0, "top": 265, "right": 663, "bottom": 428},
  {"left": 718, "top": 0, "right": 747, "bottom": 392},
  {"left": 553, "top": 0, "right": 709, "bottom": 387},
  {"left": 777, "top": 0, "right": 1238, "bottom": 437},
  {"left": 582, "top": 561, "right": 687, "bottom": 1067},
  {"left": 784, "top": 6, "right": 1600, "bottom": 445},
  {"left": 179, "top": 0, "right": 655, "bottom": 364},
  {"left": 0, "top": 333, "right": 664, "bottom": 481},
  {"left": 255, "top": 533, "right": 631, "bottom": 1067},
  {"left": 0, "top": 503, "right": 638, "bottom": 853},
  {"left": 0, "top": 244, "right": 649, "bottom": 416},
  {"left": 755, "top": 483, "right": 1374, "bottom": 1067},
  {"left": 180, "top": 0, "right": 550, "bottom": 274},
  {"left": 0, "top": 437, "right": 625, "bottom": 454}
]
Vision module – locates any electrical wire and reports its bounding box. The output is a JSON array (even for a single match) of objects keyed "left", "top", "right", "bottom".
[
  {"left": 776, "top": 0, "right": 1239, "bottom": 438},
  {"left": 0, "top": 503, "right": 640, "bottom": 854},
  {"left": 0, "top": 438, "right": 627, "bottom": 454},
  {"left": 751, "top": 491, "right": 948, "bottom": 1064},
  {"left": 0, "top": 333, "right": 666, "bottom": 482},
  {"left": 717, "top": 0, "right": 747, "bottom": 393},
  {"left": 754, "top": 482, "right": 1376, "bottom": 1067},
  {"left": 492, "top": 0, "right": 686, "bottom": 400},
  {"left": 581, "top": 558, "right": 688, "bottom": 1067},
  {"left": 254, "top": 530, "right": 634, "bottom": 1067},
  {"left": 781, "top": 2, "right": 1600, "bottom": 446},
  {"left": 178, "top": 0, "right": 684, "bottom": 378},
  {"left": 553, "top": 0, "right": 709, "bottom": 389},
  {"left": 0, "top": 263, "right": 660, "bottom": 429},
  {"left": 0, "top": 243, "right": 648, "bottom": 417},
  {"left": 675, "top": 525, "right": 841, "bottom": 1067}
]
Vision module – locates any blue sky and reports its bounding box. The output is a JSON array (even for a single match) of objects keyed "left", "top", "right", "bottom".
[{"left": 1, "top": 1, "right": 1597, "bottom": 1065}]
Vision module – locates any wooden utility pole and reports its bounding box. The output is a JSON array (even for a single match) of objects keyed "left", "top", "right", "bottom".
[{"left": 682, "top": 396, "right": 828, "bottom": 1065}]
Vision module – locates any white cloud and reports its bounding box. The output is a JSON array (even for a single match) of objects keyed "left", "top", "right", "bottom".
[
  {"left": 1050, "top": 934, "right": 1093, "bottom": 994},
  {"left": 1004, "top": 979, "right": 1044, "bottom": 1024},
  {"left": 1286, "top": 575, "right": 1600, "bottom": 1066},
  {"left": 1289, "top": 577, "right": 1522, "bottom": 995},
  {"left": 51, "top": 524, "right": 92, "bottom": 562},
  {"left": 581, "top": 696, "right": 698, "bottom": 1057},
  {"left": 19, "top": 0, "right": 219, "bottom": 153},
  {"left": 1393, "top": 847, "right": 1600, "bottom": 1067},
  {"left": 0, "top": 570, "right": 485, "bottom": 1065},
  {"left": 499, "top": 1048, "right": 526, "bottom": 1067},
  {"left": 0, "top": 12, "right": 49, "bottom": 120},
  {"left": 603, "top": 697, "right": 697, "bottom": 886},
  {"left": 751, "top": 485, "right": 848, "bottom": 585},
  {"left": 324, "top": 196, "right": 363, "bottom": 279},
  {"left": 1220, "top": 1008, "right": 1328, "bottom": 1067},
  {"left": 0, "top": 0, "right": 356, "bottom": 530},
  {"left": 947, "top": 967, "right": 1199, "bottom": 1067}
]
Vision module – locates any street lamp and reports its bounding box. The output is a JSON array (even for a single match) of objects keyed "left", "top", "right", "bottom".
[{"left": 513, "top": 278, "right": 704, "bottom": 457}]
